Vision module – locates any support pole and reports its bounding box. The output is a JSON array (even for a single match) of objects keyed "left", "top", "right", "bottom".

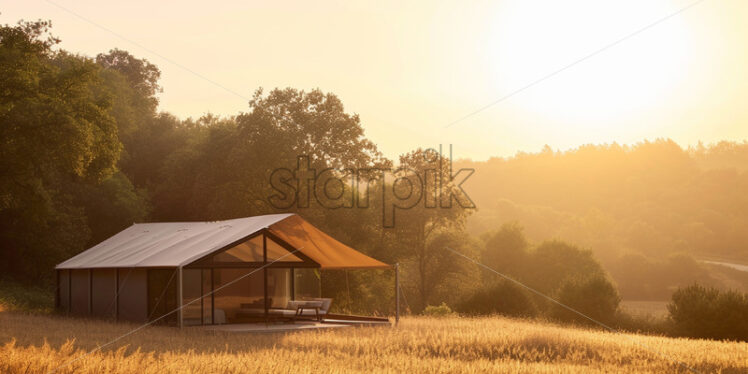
[
  {"left": 395, "top": 263, "right": 400, "bottom": 325},
  {"left": 210, "top": 269, "right": 215, "bottom": 325},
  {"left": 67, "top": 270, "right": 71, "bottom": 316},
  {"left": 200, "top": 270, "right": 204, "bottom": 325},
  {"left": 88, "top": 269, "right": 93, "bottom": 316},
  {"left": 115, "top": 268, "right": 119, "bottom": 322},
  {"left": 177, "top": 267, "right": 184, "bottom": 328},
  {"left": 290, "top": 268, "right": 295, "bottom": 301},
  {"left": 54, "top": 270, "right": 59, "bottom": 310},
  {"left": 263, "top": 233, "right": 269, "bottom": 326}
]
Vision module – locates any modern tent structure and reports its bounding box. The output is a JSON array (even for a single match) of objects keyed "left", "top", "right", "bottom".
[{"left": 55, "top": 214, "right": 393, "bottom": 326}]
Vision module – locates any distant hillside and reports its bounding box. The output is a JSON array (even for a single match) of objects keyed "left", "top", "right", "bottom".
[
  {"left": 455, "top": 140, "right": 748, "bottom": 299},
  {"left": 456, "top": 139, "right": 748, "bottom": 261}
]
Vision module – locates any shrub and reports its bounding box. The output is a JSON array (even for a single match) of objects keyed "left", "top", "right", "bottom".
[
  {"left": 422, "top": 302, "right": 455, "bottom": 317},
  {"left": 481, "top": 222, "right": 529, "bottom": 276},
  {"left": 668, "top": 284, "right": 748, "bottom": 341},
  {"left": 456, "top": 280, "right": 537, "bottom": 317},
  {"left": 550, "top": 275, "right": 620, "bottom": 325},
  {"left": 0, "top": 279, "right": 54, "bottom": 313},
  {"left": 612, "top": 310, "right": 671, "bottom": 335},
  {"left": 525, "top": 240, "right": 607, "bottom": 294}
]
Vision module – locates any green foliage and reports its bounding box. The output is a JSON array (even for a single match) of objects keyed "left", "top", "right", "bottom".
[
  {"left": 481, "top": 221, "right": 529, "bottom": 278},
  {"left": 0, "top": 20, "right": 124, "bottom": 281},
  {"left": 78, "top": 172, "right": 150, "bottom": 244},
  {"left": 152, "top": 88, "right": 390, "bottom": 221},
  {"left": 551, "top": 275, "right": 621, "bottom": 325},
  {"left": 525, "top": 240, "right": 606, "bottom": 294},
  {"left": 469, "top": 226, "right": 617, "bottom": 324},
  {"left": 322, "top": 269, "right": 394, "bottom": 316},
  {"left": 0, "top": 21, "right": 169, "bottom": 283},
  {"left": 456, "top": 280, "right": 537, "bottom": 317},
  {"left": 0, "top": 279, "right": 54, "bottom": 313},
  {"left": 422, "top": 302, "right": 455, "bottom": 317},
  {"left": 391, "top": 231, "right": 480, "bottom": 314},
  {"left": 96, "top": 48, "right": 161, "bottom": 99},
  {"left": 668, "top": 284, "right": 748, "bottom": 341},
  {"left": 386, "top": 148, "right": 476, "bottom": 312}
]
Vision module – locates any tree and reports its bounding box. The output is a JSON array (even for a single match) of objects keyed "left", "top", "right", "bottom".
[
  {"left": 95, "top": 48, "right": 160, "bottom": 108},
  {"left": 551, "top": 275, "right": 620, "bottom": 325},
  {"left": 0, "top": 21, "right": 121, "bottom": 279},
  {"left": 77, "top": 172, "right": 150, "bottom": 245},
  {"left": 153, "top": 88, "right": 391, "bottom": 221},
  {"left": 96, "top": 49, "right": 164, "bottom": 187},
  {"left": 668, "top": 284, "right": 748, "bottom": 341},
  {"left": 481, "top": 221, "right": 529, "bottom": 277},
  {"left": 524, "top": 240, "right": 606, "bottom": 294},
  {"left": 390, "top": 148, "right": 475, "bottom": 311}
]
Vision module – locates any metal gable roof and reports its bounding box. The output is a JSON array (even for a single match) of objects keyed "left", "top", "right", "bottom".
[
  {"left": 56, "top": 214, "right": 293, "bottom": 269},
  {"left": 55, "top": 213, "right": 389, "bottom": 270}
]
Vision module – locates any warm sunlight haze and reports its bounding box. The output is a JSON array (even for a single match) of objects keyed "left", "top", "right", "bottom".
[
  {"left": 2, "top": 1, "right": 748, "bottom": 373},
  {"left": 3, "top": 0, "right": 746, "bottom": 159}
]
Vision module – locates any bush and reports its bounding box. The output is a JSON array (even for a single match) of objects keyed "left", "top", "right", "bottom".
[
  {"left": 525, "top": 240, "right": 607, "bottom": 294},
  {"left": 481, "top": 222, "right": 529, "bottom": 276},
  {"left": 0, "top": 279, "right": 54, "bottom": 313},
  {"left": 612, "top": 310, "right": 671, "bottom": 335},
  {"left": 422, "top": 302, "right": 455, "bottom": 317},
  {"left": 550, "top": 275, "right": 620, "bottom": 325},
  {"left": 456, "top": 280, "right": 537, "bottom": 317},
  {"left": 668, "top": 284, "right": 748, "bottom": 341}
]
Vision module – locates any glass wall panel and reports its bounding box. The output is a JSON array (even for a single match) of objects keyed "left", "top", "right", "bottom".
[
  {"left": 213, "top": 268, "right": 264, "bottom": 323},
  {"left": 182, "top": 269, "right": 202, "bottom": 326},
  {"left": 211, "top": 235, "right": 304, "bottom": 263},
  {"left": 267, "top": 237, "right": 303, "bottom": 262},
  {"left": 294, "top": 268, "right": 321, "bottom": 300},
  {"left": 213, "top": 235, "right": 263, "bottom": 262},
  {"left": 268, "top": 268, "right": 291, "bottom": 308},
  {"left": 147, "top": 269, "right": 178, "bottom": 325},
  {"left": 202, "top": 269, "right": 212, "bottom": 324}
]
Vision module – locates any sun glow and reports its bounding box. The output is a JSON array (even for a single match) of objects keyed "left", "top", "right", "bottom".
[{"left": 484, "top": 0, "right": 693, "bottom": 137}]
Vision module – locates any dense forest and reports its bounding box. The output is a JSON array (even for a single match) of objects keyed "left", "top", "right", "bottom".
[{"left": 2, "top": 19, "right": 746, "bottom": 333}]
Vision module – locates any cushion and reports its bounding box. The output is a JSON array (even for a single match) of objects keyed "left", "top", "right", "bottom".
[
  {"left": 314, "top": 298, "right": 333, "bottom": 312},
  {"left": 287, "top": 300, "right": 323, "bottom": 309}
]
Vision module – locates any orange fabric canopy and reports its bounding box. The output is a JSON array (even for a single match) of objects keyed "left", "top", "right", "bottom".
[{"left": 269, "top": 215, "right": 391, "bottom": 270}]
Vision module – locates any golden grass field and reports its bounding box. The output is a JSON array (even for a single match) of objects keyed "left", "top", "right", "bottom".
[{"left": 1, "top": 311, "right": 746, "bottom": 374}]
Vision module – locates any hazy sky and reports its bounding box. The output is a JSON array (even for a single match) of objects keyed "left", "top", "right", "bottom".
[{"left": 3, "top": 0, "right": 747, "bottom": 160}]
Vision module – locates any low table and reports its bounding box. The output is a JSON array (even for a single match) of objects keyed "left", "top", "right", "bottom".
[{"left": 289, "top": 300, "right": 324, "bottom": 322}]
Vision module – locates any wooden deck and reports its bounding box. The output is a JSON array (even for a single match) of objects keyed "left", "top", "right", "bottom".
[{"left": 197, "top": 315, "right": 391, "bottom": 333}]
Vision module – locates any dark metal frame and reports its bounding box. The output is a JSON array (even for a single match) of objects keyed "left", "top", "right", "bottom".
[
  {"left": 184, "top": 229, "right": 319, "bottom": 269},
  {"left": 183, "top": 230, "right": 320, "bottom": 326},
  {"left": 56, "top": 230, "right": 322, "bottom": 327}
]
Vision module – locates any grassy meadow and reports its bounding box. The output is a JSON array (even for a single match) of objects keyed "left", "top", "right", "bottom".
[{"left": 1, "top": 311, "right": 746, "bottom": 374}]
